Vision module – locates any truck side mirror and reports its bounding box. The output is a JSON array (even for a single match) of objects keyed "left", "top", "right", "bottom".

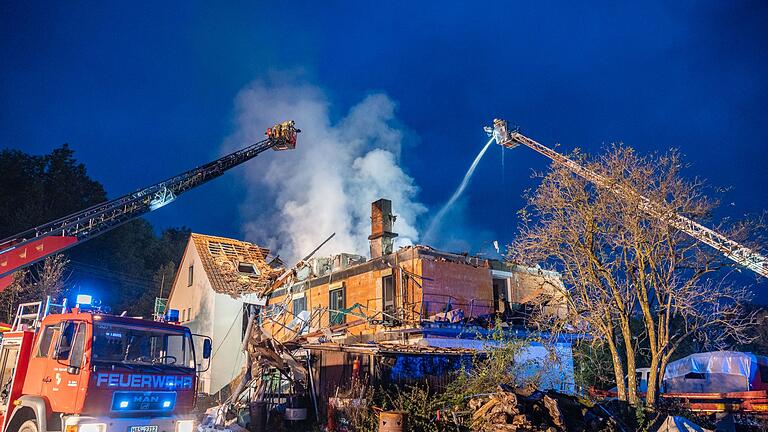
[
  {"left": 192, "top": 334, "right": 212, "bottom": 372},
  {"left": 203, "top": 338, "right": 212, "bottom": 359}
]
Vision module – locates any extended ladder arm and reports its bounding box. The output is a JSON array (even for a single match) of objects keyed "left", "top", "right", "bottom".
[
  {"left": 489, "top": 119, "right": 767, "bottom": 278},
  {"left": 0, "top": 121, "right": 300, "bottom": 287}
]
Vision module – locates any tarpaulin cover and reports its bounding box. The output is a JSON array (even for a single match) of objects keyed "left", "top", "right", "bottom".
[
  {"left": 417, "top": 338, "right": 577, "bottom": 394},
  {"left": 656, "top": 415, "right": 712, "bottom": 432},
  {"left": 663, "top": 351, "right": 768, "bottom": 393}
]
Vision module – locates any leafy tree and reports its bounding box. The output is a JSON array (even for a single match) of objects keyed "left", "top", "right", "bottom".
[
  {"left": 0, "top": 144, "right": 107, "bottom": 238},
  {"left": 0, "top": 255, "right": 68, "bottom": 324},
  {"left": 0, "top": 145, "right": 189, "bottom": 317}
]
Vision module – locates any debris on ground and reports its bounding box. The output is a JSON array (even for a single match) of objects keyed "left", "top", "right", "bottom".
[{"left": 467, "top": 386, "right": 618, "bottom": 431}]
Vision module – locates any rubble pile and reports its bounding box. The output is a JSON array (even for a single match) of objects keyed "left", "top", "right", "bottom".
[{"left": 468, "top": 387, "right": 616, "bottom": 432}]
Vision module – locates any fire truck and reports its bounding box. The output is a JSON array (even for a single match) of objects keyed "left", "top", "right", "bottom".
[
  {"left": 0, "top": 120, "right": 300, "bottom": 431},
  {"left": 0, "top": 296, "right": 212, "bottom": 432}
]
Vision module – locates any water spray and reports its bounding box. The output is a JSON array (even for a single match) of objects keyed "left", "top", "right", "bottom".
[{"left": 423, "top": 135, "right": 496, "bottom": 243}]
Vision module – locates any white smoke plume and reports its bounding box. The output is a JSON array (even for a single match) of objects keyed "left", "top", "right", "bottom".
[{"left": 223, "top": 76, "right": 426, "bottom": 263}]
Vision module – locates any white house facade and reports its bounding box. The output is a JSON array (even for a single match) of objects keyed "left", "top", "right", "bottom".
[{"left": 167, "top": 233, "right": 278, "bottom": 395}]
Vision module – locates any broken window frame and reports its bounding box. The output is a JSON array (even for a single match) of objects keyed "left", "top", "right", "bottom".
[
  {"left": 292, "top": 296, "right": 307, "bottom": 316},
  {"left": 265, "top": 303, "right": 286, "bottom": 320},
  {"left": 382, "top": 275, "right": 396, "bottom": 324},
  {"left": 237, "top": 262, "right": 261, "bottom": 276}
]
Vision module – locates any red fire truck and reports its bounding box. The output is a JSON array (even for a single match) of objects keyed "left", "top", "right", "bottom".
[
  {"left": 0, "top": 297, "right": 211, "bottom": 432},
  {"left": 0, "top": 121, "right": 298, "bottom": 431}
]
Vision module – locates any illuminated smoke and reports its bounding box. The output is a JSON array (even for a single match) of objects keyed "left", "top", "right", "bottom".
[{"left": 223, "top": 76, "right": 426, "bottom": 262}]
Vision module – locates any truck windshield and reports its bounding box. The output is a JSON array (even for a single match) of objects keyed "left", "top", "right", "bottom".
[{"left": 92, "top": 322, "right": 195, "bottom": 369}]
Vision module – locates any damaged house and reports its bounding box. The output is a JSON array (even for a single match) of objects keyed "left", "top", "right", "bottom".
[
  {"left": 167, "top": 199, "right": 578, "bottom": 415},
  {"left": 166, "top": 233, "right": 283, "bottom": 394},
  {"left": 260, "top": 199, "right": 577, "bottom": 410}
]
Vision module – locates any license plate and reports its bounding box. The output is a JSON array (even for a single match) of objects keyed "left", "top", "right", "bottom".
[{"left": 130, "top": 426, "right": 158, "bottom": 432}]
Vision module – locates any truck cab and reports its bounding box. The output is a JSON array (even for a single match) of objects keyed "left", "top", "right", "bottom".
[{"left": 0, "top": 298, "right": 210, "bottom": 432}]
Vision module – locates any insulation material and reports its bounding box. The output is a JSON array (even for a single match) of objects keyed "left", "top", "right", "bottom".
[{"left": 663, "top": 351, "right": 768, "bottom": 393}]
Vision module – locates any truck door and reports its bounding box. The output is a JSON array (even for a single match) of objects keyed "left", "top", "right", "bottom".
[
  {"left": 41, "top": 321, "right": 86, "bottom": 413},
  {"left": 22, "top": 324, "right": 60, "bottom": 396}
]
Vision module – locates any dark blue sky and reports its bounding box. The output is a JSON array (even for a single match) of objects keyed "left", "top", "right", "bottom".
[{"left": 2, "top": 2, "right": 766, "bottom": 297}]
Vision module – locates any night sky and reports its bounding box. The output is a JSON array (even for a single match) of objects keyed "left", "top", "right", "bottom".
[{"left": 2, "top": 2, "right": 766, "bottom": 299}]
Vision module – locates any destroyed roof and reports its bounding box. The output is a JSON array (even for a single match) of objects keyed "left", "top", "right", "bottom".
[
  {"left": 301, "top": 341, "right": 478, "bottom": 356},
  {"left": 190, "top": 233, "right": 283, "bottom": 297},
  {"left": 270, "top": 244, "right": 565, "bottom": 299}
]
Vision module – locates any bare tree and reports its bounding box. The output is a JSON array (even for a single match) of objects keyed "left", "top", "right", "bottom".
[
  {"left": 511, "top": 145, "right": 759, "bottom": 407},
  {"left": 0, "top": 254, "right": 69, "bottom": 323},
  {"left": 0, "top": 272, "right": 25, "bottom": 324}
]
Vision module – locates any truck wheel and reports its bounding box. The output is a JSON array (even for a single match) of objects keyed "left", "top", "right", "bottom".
[{"left": 18, "top": 420, "right": 38, "bottom": 432}]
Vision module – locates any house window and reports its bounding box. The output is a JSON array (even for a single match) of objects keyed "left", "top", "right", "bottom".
[
  {"left": 182, "top": 309, "right": 187, "bottom": 322},
  {"left": 187, "top": 307, "right": 192, "bottom": 322},
  {"left": 264, "top": 304, "right": 285, "bottom": 320},
  {"left": 293, "top": 297, "right": 307, "bottom": 316},
  {"left": 329, "top": 288, "right": 345, "bottom": 325},
  {"left": 188, "top": 265, "right": 194, "bottom": 286},
  {"left": 238, "top": 262, "right": 260, "bottom": 276},
  {"left": 382, "top": 275, "right": 395, "bottom": 321}
]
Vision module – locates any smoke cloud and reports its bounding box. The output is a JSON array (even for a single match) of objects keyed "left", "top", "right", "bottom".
[{"left": 223, "top": 76, "right": 426, "bottom": 262}]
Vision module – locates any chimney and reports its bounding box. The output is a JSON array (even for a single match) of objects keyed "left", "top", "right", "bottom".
[{"left": 369, "top": 198, "right": 398, "bottom": 259}]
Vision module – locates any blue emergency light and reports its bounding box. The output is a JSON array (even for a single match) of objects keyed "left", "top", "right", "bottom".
[
  {"left": 112, "top": 392, "right": 176, "bottom": 412},
  {"left": 166, "top": 309, "right": 179, "bottom": 322},
  {"left": 76, "top": 294, "right": 93, "bottom": 306}
]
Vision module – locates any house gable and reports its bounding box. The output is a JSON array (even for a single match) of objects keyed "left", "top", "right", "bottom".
[{"left": 168, "top": 237, "right": 214, "bottom": 326}]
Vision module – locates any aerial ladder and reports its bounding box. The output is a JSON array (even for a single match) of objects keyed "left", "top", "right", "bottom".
[
  {"left": 0, "top": 120, "right": 301, "bottom": 290},
  {"left": 487, "top": 119, "right": 768, "bottom": 278}
]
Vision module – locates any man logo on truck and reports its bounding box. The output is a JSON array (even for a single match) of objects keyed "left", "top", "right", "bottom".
[{"left": 133, "top": 395, "right": 160, "bottom": 403}]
